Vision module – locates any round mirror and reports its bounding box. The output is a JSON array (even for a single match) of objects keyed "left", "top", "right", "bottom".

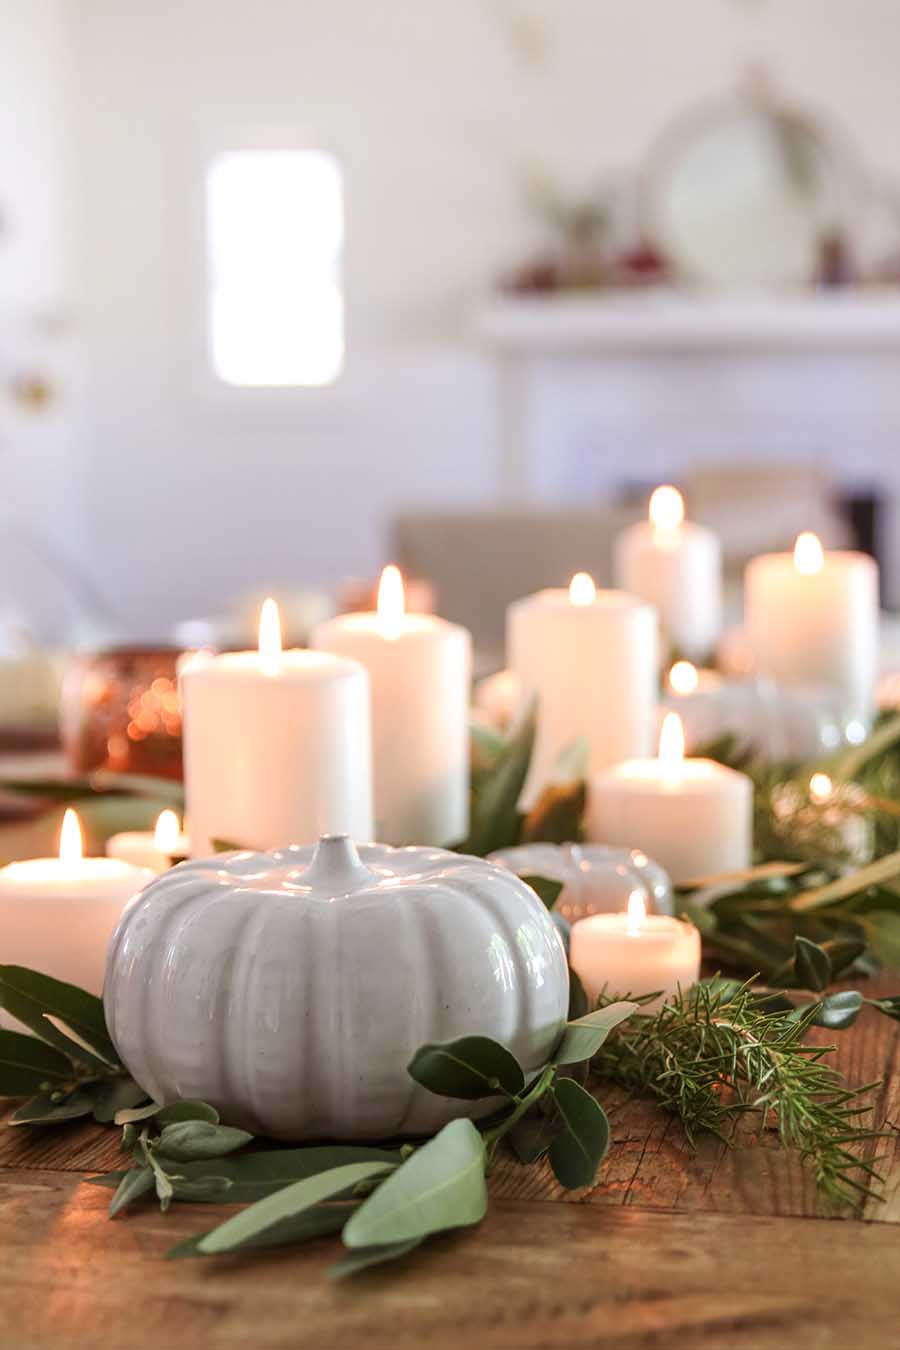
[{"left": 645, "top": 93, "right": 853, "bottom": 286}]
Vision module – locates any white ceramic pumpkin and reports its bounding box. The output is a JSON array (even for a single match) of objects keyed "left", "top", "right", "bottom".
[
  {"left": 490, "top": 843, "right": 673, "bottom": 924},
  {"left": 103, "top": 835, "right": 569, "bottom": 1141}
]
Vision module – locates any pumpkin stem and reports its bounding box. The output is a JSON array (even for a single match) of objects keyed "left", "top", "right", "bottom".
[{"left": 302, "top": 834, "right": 375, "bottom": 893}]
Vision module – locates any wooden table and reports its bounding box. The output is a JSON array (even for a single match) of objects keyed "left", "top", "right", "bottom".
[{"left": 1, "top": 812, "right": 899, "bottom": 1349}]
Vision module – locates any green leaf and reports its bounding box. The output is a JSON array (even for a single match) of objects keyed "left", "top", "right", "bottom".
[
  {"left": 328, "top": 1239, "right": 423, "bottom": 1280},
  {"left": 507, "top": 1107, "right": 563, "bottom": 1164},
  {"left": 89, "top": 1077, "right": 149, "bottom": 1124},
  {"left": 458, "top": 700, "right": 536, "bottom": 856},
  {"left": 864, "top": 911, "right": 900, "bottom": 968},
  {"left": 0, "top": 965, "right": 119, "bottom": 1067},
  {"left": 109, "top": 1165, "right": 155, "bottom": 1217},
  {"left": 820, "top": 938, "right": 867, "bottom": 979},
  {"left": 407, "top": 1036, "right": 525, "bottom": 1100},
  {"left": 521, "top": 875, "right": 564, "bottom": 910},
  {"left": 193, "top": 1161, "right": 393, "bottom": 1256},
  {"left": 812, "top": 991, "right": 864, "bottom": 1030},
  {"left": 115, "top": 1099, "right": 219, "bottom": 1127},
  {"left": 149, "top": 1145, "right": 400, "bottom": 1204},
  {"left": 793, "top": 937, "right": 832, "bottom": 993},
  {"left": 8, "top": 1088, "right": 95, "bottom": 1125},
  {"left": 548, "top": 1078, "right": 610, "bottom": 1190},
  {"left": 873, "top": 995, "right": 900, "bottom": 1022},
  {"left": 791, "top": 852, "right": 900, "bottom": 913},
  {"left": 167, "top": 1203, "right": 349, "bottom": 1259},
  {"left": 169, "top": 1176, "right": 233, "bottom": 1202},
  {"left": 211, "top": 838, "right": 244, "bottom": 853},
  {"left": 343, "top": 1118, "right": 487, "bottom": 1249},
  {"left": 0, "top": 1029, "right": 73, "bottom": 1096},
  {"left": 41, "top": 1015, "right": 120, "bottom": 1070},
  {"left": 156, "top": 1121, "right": 253, "bottom": 1161},
  {"left": 567, "top": 968, "right": 588, "bottom": 1021},
  {"left": 521, "top": 781, "right": 586, "bottom": 846},
  {"left": 554, "top": 1002, "right": 638, "bottom": 1066}
]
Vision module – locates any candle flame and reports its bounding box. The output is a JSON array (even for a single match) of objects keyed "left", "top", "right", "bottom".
[
  {"left": 658, "top": 711, "right": 685, "bottom": 768},
  {"left": 626, "top": 891, "right": 647, "bottom": 935},
  {"left": 669, "top": 660, "right": 699, "bottom": 695},
  {"left": 793, "top": 532, "right": 825, "bottom": 576},
  {"left": 258, "top": 597, "right": 283, "bottom": 674},
  {"left": 569, "top": 572, "right": 597, "bottom": 606},
  {"left": 154, "top": 810, "right": 180, "bottom": 852},
  {"left": 809, "top": 772, "right": 833, "bottom": 804},
  {"left": 377, "top": 564, "right": 405, "bottom": 639},
  {"left": 59, "top": 808, "right": 83, "bottom": 863},
  {"left": 649, "top": 485, "right": 684, "bottom": 531}
]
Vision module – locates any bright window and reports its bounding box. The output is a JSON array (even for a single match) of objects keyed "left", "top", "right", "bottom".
[{"left": 206, "top": 149, "right": 344, "bottom": 387}]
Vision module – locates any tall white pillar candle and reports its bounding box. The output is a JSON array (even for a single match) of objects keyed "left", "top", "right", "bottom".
[
  {"left": 182, "top": 600, "right": 373, "bottom": 855},
  {"left": 586, "top": 712, "right": 752, "bottom": 884},
  {"left": 507, "top": 574, "right": 658, "bottom": 805},
  {"left": 614, "top": 486, "right": 723, "bottom": 662},
  {"left": 312, "top": 567, "right": 471, "bottom": 846},
  {"left": 745, "top": 533, "right": 879, "bottom": 724},
  {"left": 0, "top": 810, "right": 152, "bottom": 997},
  {"left": 569, "top": 894, "right": 700, "bottom": 1012}
]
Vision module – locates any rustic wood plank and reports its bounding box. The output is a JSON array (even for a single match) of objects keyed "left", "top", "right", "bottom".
[{"left": 1, "top": 1169, "right": 897, "bottom": 1350}]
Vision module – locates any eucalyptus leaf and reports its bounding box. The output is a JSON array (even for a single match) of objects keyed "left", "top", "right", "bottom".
[
  {"left": 521, "top": 781, "right": 586, "bottom": 847},
  {"left": 820, "top": 937, "right": 867, "bottom": 979},
  {"left": 791, "top": 852, "right": 900, "bottom": 913},
  {"left": 554, "top": 1002, "right": 638, "bottom": 1066},
  {"left": 567, "top": 968, "right": 588, "bottom": 1021},
  {"left": 812, "top": 990, "right": 864, "bottom": 1030},
  {"left": 343, "top": 1118, "right": 487, "bottom": 1249},
  {"left": 793, "top": 937, "right": 832, "bottom": 993},
  {"left": 115, "top": 1099, "right": 220, "bottom": 1127},
  {"left": 109, "top": 1165, "right": 155, "bottom": 1217},
  {"left": 152, "top": 1145, "right": 400, "bottom": 1204},
  {"left": 0, "top": 965, "right": 119, "bottom": 1067},
  {"left": 194, "top": 1161, "right": 393, "bottom": 1256},
  {"left": 507, "top": 1107, "right": 563, "bottom": 1164},
  {"left": 42, "top": 1015, "right": 120, "bottom": 1071},
  {"left": 521, "top": 875, "right": 564, "bottom": 911},
  {"left": 170, "top": 1175, "right": 234, "bottom": 1202},
  {"left": 458, "top": 700, "right": 536, "bottom": 856},
  {"left": 168, "top": 1203, "right": 350, "bottom": 1259},
  {"left": 547, "top": 1078, "right": 610, "bottom": 1190},
  {"left": 873, "top": 995, "right": 900, "bottom": 1022},
  {"left": 90, "top": 1077, "right": 149, "bottom": 1124},
  {"left": 212, "top": 838, "right": 244, "bottom": 853},
  {"left": 0, "top": 1028, "right": 73, "bottom": 1095},
  {"left": 408, "top": 1036, "right": 525, "bottom": 1100},
  {"left": 156, "top": 1121, "right": 253, "bottom": 1161},
  {"left": 8, "top": 1088, "right": 94, "bottom": 1125},
  {"left": 328, "top": 1238, "right": 423, "bottom": 1280}
]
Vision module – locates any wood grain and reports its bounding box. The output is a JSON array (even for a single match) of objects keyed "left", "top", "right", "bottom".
[{"left": 2, "top": 1171, "right": 897, "bottom": 1350}]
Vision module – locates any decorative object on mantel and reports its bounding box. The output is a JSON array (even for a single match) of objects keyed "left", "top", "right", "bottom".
[
  {"left": 103, "top": 836, "right": 569, "bottom": 1140},
  {"left": 59, "top": 646, "right": 184, "bottom": 780},
  {"left": 489, "top": 841, "right": 673, "bottom": 924}
]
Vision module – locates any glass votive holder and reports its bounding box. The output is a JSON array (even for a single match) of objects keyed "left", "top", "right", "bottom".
[{"left": 60, "top": 646, "right": 184, "bottom": 779}]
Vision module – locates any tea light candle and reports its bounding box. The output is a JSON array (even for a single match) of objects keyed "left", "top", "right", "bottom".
[
  {"left": 312, "top": 567, "right": 472, "bottom": 846},
  {"left": 586, "top": 712, "right": 753, "bottom": 884},
  {"left": 745, "top": 533, "right": 879, "bottom": 723},
  {"left": 0, "top": 809, "right": 152, "bottom": 996},
  {"left": 508, "top": 574, "right": 658, "bottom": 806},
  {"left": 569, "top": 893, "right": 701, "bottom": 1011},
  {"left": 182, "top": 599, "right": 373, "bottom": 856},
  {"left": 614, "top": 486, "right": 723, "bottom": 662},
  {"left": 107, "top": 810, "right": 190, "bottom": 874}
]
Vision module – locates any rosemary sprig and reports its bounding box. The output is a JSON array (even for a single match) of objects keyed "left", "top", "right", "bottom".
[{"left": 592, "top": 979, "right": 884, "bottom": 1210}]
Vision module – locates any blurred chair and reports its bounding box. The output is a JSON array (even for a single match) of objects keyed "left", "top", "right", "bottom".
[{"left": 391, "top": 507, "right": 634, "bottom": 668}]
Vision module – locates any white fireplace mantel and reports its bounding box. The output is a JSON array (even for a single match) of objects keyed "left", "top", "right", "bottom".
[{"left": 476, "top": 288, "right": 900, "bottom": 356}]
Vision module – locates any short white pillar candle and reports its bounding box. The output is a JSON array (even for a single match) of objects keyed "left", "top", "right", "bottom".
[
  {"left": 181, "top": 599, "right": 373, "bottom": 856},
  {"left": 745, "top": 532, "right": 879, "bottom": 723},
  {"left": 569, "top": 894, "right": 701, "bottom": 1011},
  {"left": 107, "top": 810, "right": 190, "bottom": 874},
  {"left": 507, "top": 574, "right": 658, "bottom": 806},
  {"left": 312, "top": 566, "right": 472, "bottom": 846},
  {"left": 614, "top": 486, "right": 723, "bottom": 662},
  {"left": 0, "top": 809, "right": 152, "bottom": 997},
  {"left": 586, "top": 712, "right": 753, "bottom": 885}
]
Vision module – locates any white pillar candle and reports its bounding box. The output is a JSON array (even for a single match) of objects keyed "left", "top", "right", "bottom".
[
  {"left": 745, "top": 533, "right": 879, "bottom": 724},
  {"left": 507, "top": 574, "right": 658, "bottom": 806},
  {"left": 586, "top": 712, "right": 752, "bottom": 885},
  {"left": 614, "top": 486, "right": 723, "bottom": 662},
  {"left": 107, "top": 810, "right": 190, "bottom": 874},
  {"left": 311, "top": 566, "right": 472, "bottom": 846},
  {"left": 182, "top": 599, "right": 373, "bottom": 856},
  {"left": 569, "top": 893, "right": 701, "bottom": 1011},
  {"left": 0, "top": 809, "right": 151, "bottom": 997}
]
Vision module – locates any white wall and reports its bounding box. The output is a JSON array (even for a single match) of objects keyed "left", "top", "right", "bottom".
[{"left": 65, "top": 0, "right": 900, "bottom": 636}]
